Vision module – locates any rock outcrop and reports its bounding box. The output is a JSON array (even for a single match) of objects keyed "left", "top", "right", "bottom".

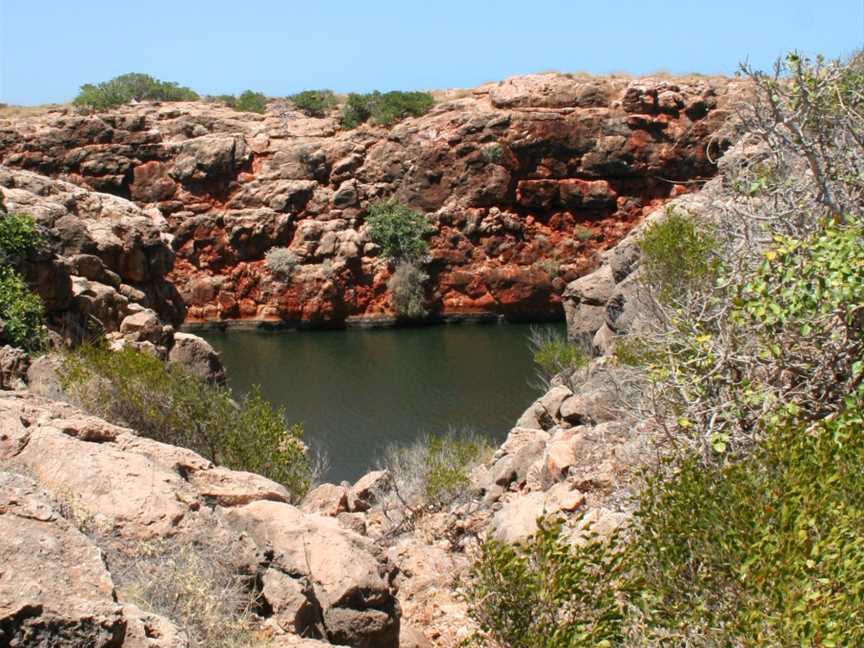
[
  {"left": 0, "top": 391, "right": 400, "bottom": 648},
  {"left": 1, "top": 73, "right": 743, "bottom": 327}
]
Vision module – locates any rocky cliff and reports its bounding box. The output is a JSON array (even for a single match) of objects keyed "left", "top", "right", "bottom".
[{"left": 0, "top": 73, "right": 742, "bottom": 326}]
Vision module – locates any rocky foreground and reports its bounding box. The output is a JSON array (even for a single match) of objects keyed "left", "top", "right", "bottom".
[
  {"left": 1, "top": 73, "right": 742, "bottom": 326},
  {"left": 1, "top": 72, "right": 745, "bottom": 647}
]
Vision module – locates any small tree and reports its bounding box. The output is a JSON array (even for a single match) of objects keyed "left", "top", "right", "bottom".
[{"left": 365, "top": 201, "right": 432, "bottom": 262}]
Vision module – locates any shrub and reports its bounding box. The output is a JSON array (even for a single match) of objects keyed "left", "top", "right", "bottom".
[
  {"left": 0, "top": 212, "right": 40, "bottom": 262},
  {"left": 60, "top": 344, "right": 311, "bottom": 499},
  {"left": 211, "top": 94, "right": 237, "bottom": 108},
  {"left": 377, "top": 430, "right": 493, "bottom": 529},
  {"left": 233, "top": 90, "right": 268, "bottom": 114},
  {"left": 464, "top": 520, "right": 626, "bottom": 648},
  {"left": 114, "top": 538, "right": 266, "bottom": 648},
  {"left": 482, "top": 143, "right": 503, "bottom": 164},
  {"left": 340, "top": 90, "right": 435, "bottom": 128},
  {"left": 289, "top": 89, "right": 338, "bottom": 117},
  {"left": 388, "top": 261, "right": 428, "bottom": 319},
  {"left": 365, "top": 201, "right": 433, "bottom": 262},
  {"left": 73, "top": 73, "right": 198, "bottom": 110},
  {"left": 573, "top": 224, "right": 594, "bottom": 242},
  {"left": 465, "top": 397, "right": 864, "bottom": 647},
  {"left": 264, "top": 247, "right": 298, "bottom": 281},
  {"left": 0, "top": 266, "right": 44, "bottom": 351},
  {"left": 637, "top": 209, "right": 719, "bottom": 304},
  {"left": 528, "top": 326, "right": 588, "bottom": 386}
]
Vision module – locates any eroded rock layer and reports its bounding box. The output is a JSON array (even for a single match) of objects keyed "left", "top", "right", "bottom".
[{"left": 0, "top": 73, "right": 742, "bottom": 325}]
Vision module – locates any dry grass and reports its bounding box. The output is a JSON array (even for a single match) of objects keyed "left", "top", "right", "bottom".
[{"left": 0, "top": 102, "right": 69, "bottom": 119}]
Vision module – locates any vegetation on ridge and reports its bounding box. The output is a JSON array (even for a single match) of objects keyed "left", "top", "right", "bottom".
[
  {"left": 340, "top": 90, "right": 435, "bottom": 128},
  {"left": 74, "top": 72, "right": 199, "bottom": 110}
]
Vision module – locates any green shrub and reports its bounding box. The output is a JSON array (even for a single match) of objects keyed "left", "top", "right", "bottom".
[
  {"left": 61, "top": 344, "right": 311, "bottom": 499},
  {"left": 340, "top": 90, "right": 435, "bottom": 128},
  {"left": 573, "top": 224, "right": 594, "bottom": 242},
  {"left": 0, "top": 266, "right": 44, "bottom": 351},
  {"left": 638, "top": 209, "right": 718, "bottom": 303},
  {"left": 289, "top": 89, "right": 338, "bottom": 117},
  {"left": 464, "top": 520, "right": 626, "bottom": 648},
  {"left": 378, "top": 430, "right": 493, "bottom": 526},
  {"left": 482, "top": 143, "right": 503, "bottom": 164},
  {"left": 388, "top": 261, "right": 428, "bottom": 319},
  {"left": 366, "top": 201, "right": 433, "bottom": 262},
  {"left": 0, "top": 212, "right": 40, "bottom": 262},
  {"left": 264, "top": 247, "right": 298, "bottom": 281},
  {"left": 466, "top": 397, "right": 864, "bottom": 647},
  {"left": 528, "top": 326, "right": 588, "bottom": 384},
  {"left": 233, "top": 90, "right": 268, "bottom": 114},
  {"left": 73, "top": 73, "right": 199, "bottom": 110}
]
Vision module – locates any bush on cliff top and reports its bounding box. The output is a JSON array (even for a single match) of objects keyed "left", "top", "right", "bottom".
[
  {"left": 232, "top": 90, "right": 268, "bottom": 114},
  {"left": 289, "top": 89, "right": 338, "bottom": 117},
  {"left": 61, "top": 344, "right": 311, "bottom": 499},
  {"left": 74, "top": 73, "right": 199, "bottom": 110},
  {"left": 340, "top": 90, "right": 435, "bottom": 129}
]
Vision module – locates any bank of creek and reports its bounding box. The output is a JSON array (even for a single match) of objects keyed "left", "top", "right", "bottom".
[{"left": 201, "top": 322, "right": 561, "bottom": 482}]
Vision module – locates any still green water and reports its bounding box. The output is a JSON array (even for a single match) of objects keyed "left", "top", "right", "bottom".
[{"left": 202, "top": 323, "right": 559, "bottom": 483}]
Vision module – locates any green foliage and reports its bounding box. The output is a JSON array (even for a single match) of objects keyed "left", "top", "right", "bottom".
[
  {"left": 422, "top": 432, "right": 490, "bottom": 507},
  {"left": 528, "top": 326, "right": 588, "bottom": 383},
  {"left": 0, "top": 212, "right": 40, "bottom": 262},
  {"left": 638, "top": 210, "right": 719, "bottom": 303},
  {"left": 625, "top": 393, "right": 864, "bottom": 646},
  {"left": 573, "top": 224, "right": 594, "bottom": 242},
  {"left": 379, "top": 429, "right": 492, "bottom": 518},
  {"left": 0, "top": 266, "right": 44, "bottom": 351},
  {"left": 482, "top": 143, "right": 503, "bottom": 164},
  {"left": 233, "top": 90, "right": 268, "bottom": 114},
  {"left": 74, "top": 73, "right": 198, "bottom": 110},
  {"left": 61, "top": 344, "right": 310, "bottom": 499},
  {"left": 289, "top": 89, "right": 338, "bottom": 117},
  {"left": 365, "top": 201, "right": 433, "bottom": 262},
  {"left": 467, "top": 395, "right": 864, "bottom": 647},
  {"left": 340, "top": 90, "right": 435, "bottom": 128},
  {"left": 388, "top": 261, "right": 428, "bottom": 319},
  {"left": 464, "top": 520, "right": 626, "bottom": 648}
]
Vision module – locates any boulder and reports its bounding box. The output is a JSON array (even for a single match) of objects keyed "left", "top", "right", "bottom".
[
  {"left": 0, "top": 472, "right": 126, "bottom": 648},
  {"left": 224, "top": 501, "right": 400, "bottom": 648},
  {"left": 348, "top": 469, "right": 390, "bottom": 512},
  {"left": 167, "top": 332, "right": 226, "bottom": 383},
  {"left": 0, "top": 345, "right": 29, "bottom": 390},
  {"left": 301, "top": 483, "right": 349, "bottom": 517}
]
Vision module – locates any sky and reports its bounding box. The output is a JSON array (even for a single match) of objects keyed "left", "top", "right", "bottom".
[{"left": 1, "top": 0, "right": 862, "bottom": 105}]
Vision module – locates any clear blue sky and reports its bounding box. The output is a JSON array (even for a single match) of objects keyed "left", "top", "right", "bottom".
[{"left": 1, "top": 0, "right": 862, "bottom": 105}]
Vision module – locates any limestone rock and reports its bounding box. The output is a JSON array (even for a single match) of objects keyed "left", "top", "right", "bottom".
[
  {"left": 224, "top": 500, "right": 399, "bottom": 648},
  {"left": 0, "top": 472, "right": 125, "bottom": 648}
]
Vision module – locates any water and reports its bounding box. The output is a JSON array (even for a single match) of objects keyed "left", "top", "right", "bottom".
[{"left": 201, "top": 323, "right": 560, "bottom": 483}]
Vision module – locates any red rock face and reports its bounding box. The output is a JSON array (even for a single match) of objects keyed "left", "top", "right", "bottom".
[{"left": 0, "top": 73, "right": 744, "bottom": 326}]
